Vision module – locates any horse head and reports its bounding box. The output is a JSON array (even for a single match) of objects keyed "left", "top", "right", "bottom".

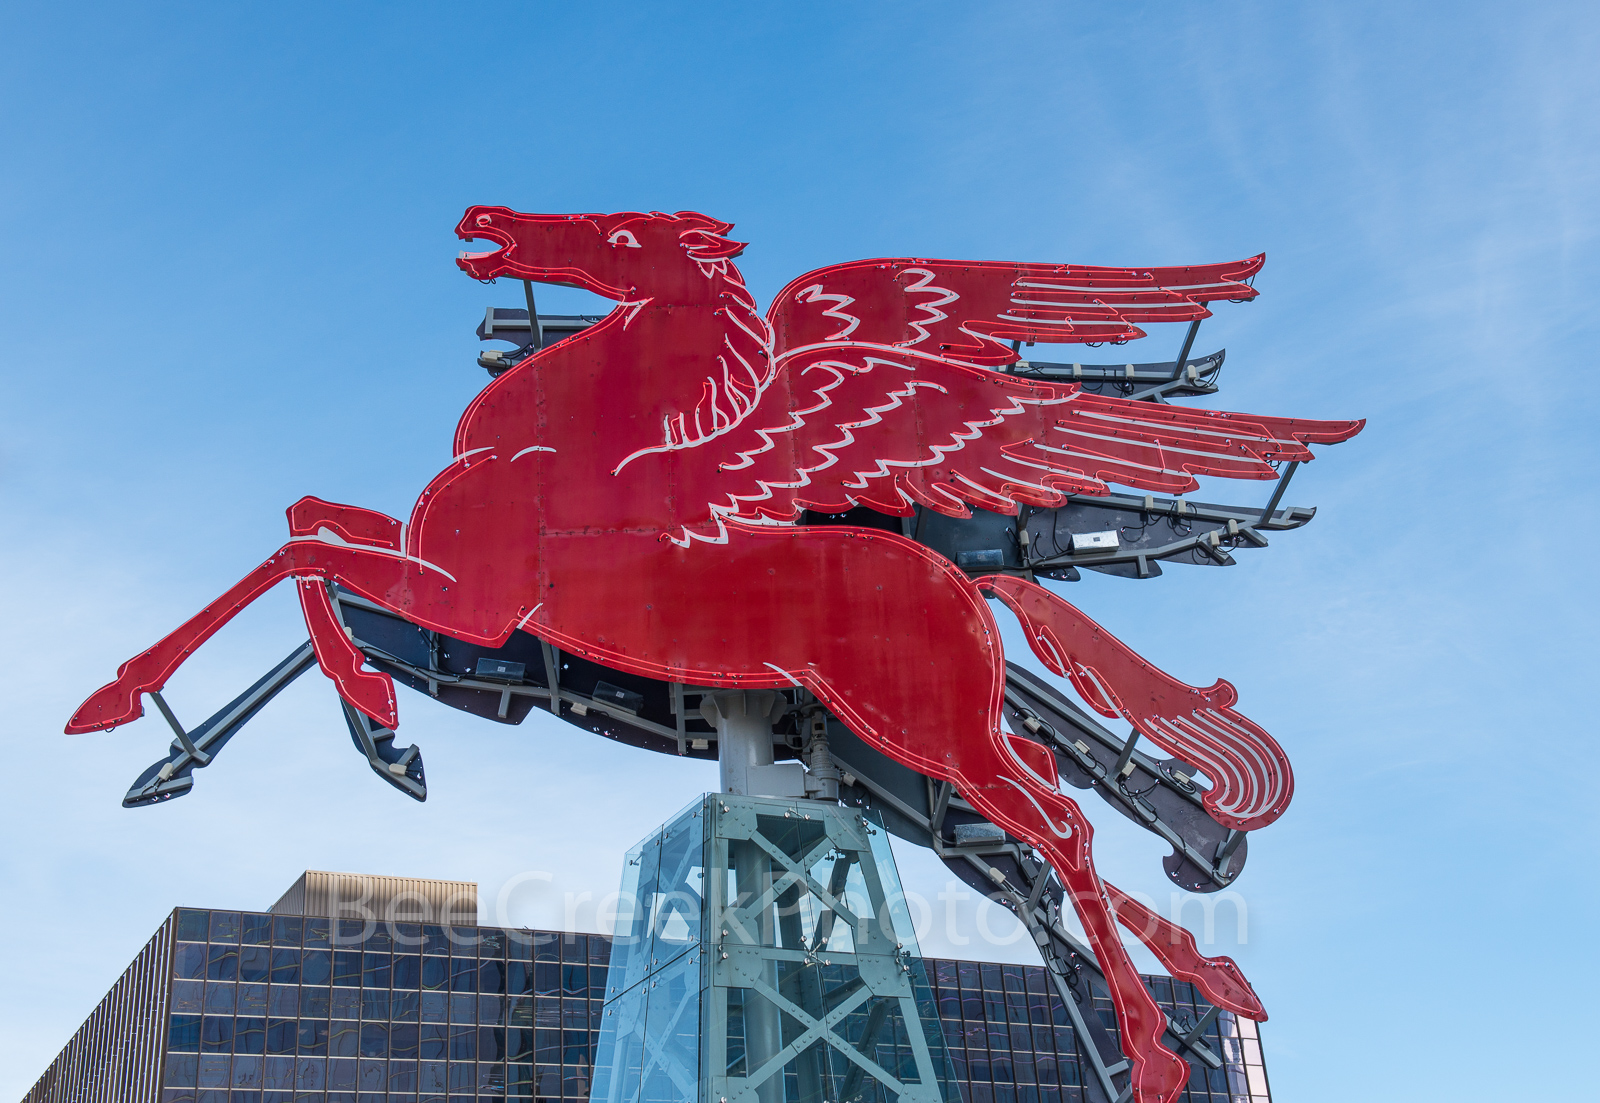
[{"left": 455, "top": 207, "right": 748, "bottom": 300}]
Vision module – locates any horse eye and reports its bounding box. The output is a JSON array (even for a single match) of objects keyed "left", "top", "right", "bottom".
[
  {"left": 475, "top": 213, "right": 494, "bottom": 227},
  {"left": 609, "top": 230, "right": 641, "bottom": 248}
]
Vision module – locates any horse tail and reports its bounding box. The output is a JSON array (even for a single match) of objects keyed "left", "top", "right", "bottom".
[{"left": 975, "top": 575, "right": 1294, "bottom": 832}]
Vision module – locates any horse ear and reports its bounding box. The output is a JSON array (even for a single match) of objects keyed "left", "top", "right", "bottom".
[
  {"left": 673, "top": 211, "right": 736, "bottom": 235},
  {"left": 664, "top": 211, "right": 745, "bottom": 260}
]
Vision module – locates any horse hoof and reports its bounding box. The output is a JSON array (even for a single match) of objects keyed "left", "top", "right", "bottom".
[
  {"left": 334, "top": 671, "right": 399, "bottom": 731},
  {"left": 66, "top": 680, "right": 144, "bottom": 734},
  {"left": 1202, "top": 957, "right": 1266, "bottom": 1020},
  {"left": 1132, "top": 1049, "right": 1191, "bottom": 1103}
]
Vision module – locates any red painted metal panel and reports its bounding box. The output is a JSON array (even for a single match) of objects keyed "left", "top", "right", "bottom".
[{"left": 67, "top": 207, "right": 1362, "bottom": 1103}]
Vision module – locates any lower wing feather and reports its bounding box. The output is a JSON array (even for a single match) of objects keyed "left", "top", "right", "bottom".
[{"left": 700, "top": 346, "right": 1362, "bottom": 524}]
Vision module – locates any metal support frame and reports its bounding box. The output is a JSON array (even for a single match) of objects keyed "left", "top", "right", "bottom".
[
  {"left": 1008, "top": 348, "right": 1224, "bottom": 403},
  {"left": 475, "top": 306, "right": 605, "bottom": 374},
  {"left": 703, "top": 690, "right": 788, "bottom": 797},
  {"left": 337, "top": 589, "right": 703, "bottom": 743},
  {"left": 1110, "top": 730, "right": 1141, "bottom": 780},
  {"left": 670, "top": 681, "right": 688, "bottom": 755},
  {"left": 117, "top": 594, "right": 1246, "bottom": 897},
  {"left": 539, "top": 639, "right": 561, "bottom": 714},
  {"left": 521, "top": 281, "right": 544, "bottom": 352},
  {"left": 1257, "top": 460, "right": 1301, "bottom": 525},
  {"left": 1001, "top": 665, "right": 1247, "bottom": 891},
  {"left": 822, "top": 758, "right": 1230, "bottom": 1103},
  {"left": 148, "top": 691, "right": 206, "bottom": 763},
  {"left": 1019, "top": 491, "right": 1313, "bottom": 581},
  {"left": 1169, "top": 319, "right": 1202, "bottom": 385},
  {"left": 339, "top": 700, "right": 426, "bottom": 802},
  {"left": 122, "top": 644, "right": 317, "bottom": 807}
]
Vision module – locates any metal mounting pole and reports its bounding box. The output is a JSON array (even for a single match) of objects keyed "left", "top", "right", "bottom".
[
  {"left": 1257, "top": 460, "right": 1301, "bottom": 525},
  {"left": 1171, "top": 319, "right": 1202, "bottom": 378},
  {"left": 1111, "top": 730, "right": 1140, "bottom": 780},
  {"left": 148, "top": 691, "right": 208, "bottom": 764},
  {"left": 522, "top": 281, "right": 544, "bottom": 352},
  {"left": 539, "top": 640, "right": 561, "bottom": 715},
  {"left": 803, "top": 713, "right": 841, "bottom": 800},
  {"left": 702, "top": 690, "right": 794, "bottom": 796}
]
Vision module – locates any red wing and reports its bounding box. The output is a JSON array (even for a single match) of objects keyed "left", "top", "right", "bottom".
[
  {"left": 766, "top": 255, "right": 1264, "bottom": 367},
  {"left": 702, "top": 346, "right": 1362, "bottom": 523}
]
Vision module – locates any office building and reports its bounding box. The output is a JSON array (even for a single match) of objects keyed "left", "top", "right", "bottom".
[{"left": 21, "top": 873, "right": 1271, "bottom": 1103}]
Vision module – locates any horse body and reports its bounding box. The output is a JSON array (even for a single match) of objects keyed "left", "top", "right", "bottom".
[{"left": 66, "top": 206, "right": 1357, "bottom": 1103}]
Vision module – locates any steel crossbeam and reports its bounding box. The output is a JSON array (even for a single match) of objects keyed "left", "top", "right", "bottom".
[
  {"left": 703, "top": 796, "right": 955, "bottom": 1103},
  {"left": 735, "top": 974, "right": 888, "bottom": 1093}
]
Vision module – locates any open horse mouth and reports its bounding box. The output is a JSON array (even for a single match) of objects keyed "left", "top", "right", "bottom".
[{"left": 454, "top": 208, "right": 513, "bottom": 279}]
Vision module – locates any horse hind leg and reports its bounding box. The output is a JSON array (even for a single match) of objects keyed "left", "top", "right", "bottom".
[
  {"left": 1104, "top": 881, "right": 1266, "bottom": 1020},
  {"left": 297, "top": 578, "right": 398, "bottom": 730},
  {"left": 779, "top": 574, "right": 1188, "bottom": 1099},
  {"left": 953, "top": 761, "right": 1191, "bottom": 1103},
  {"left": 722, "top": 529, "right": 1187, "bottom": 1101}
]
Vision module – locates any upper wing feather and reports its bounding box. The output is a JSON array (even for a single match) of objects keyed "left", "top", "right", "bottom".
[
  {"left": 767, "top": 255, "right": 1264, "bottom": 367},
  {"left": 698, "top": 345, "right": 1362, "bottom": 526}
]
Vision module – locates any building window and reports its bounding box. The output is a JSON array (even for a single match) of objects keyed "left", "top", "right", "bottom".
[{"left": 168, "top": 1014, "right": 202, "bottom": 1053}]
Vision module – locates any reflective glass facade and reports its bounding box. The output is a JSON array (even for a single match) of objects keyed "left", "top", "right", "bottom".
[
  {"left": 925, "top": 959, "right": 1271, "bottom": 1103},
  {"left": 26, "top": 909, "right": 609, "bottom": 1103},
  {"left": 26, "top": 912, "right": 1271, "bottom": 1103}
]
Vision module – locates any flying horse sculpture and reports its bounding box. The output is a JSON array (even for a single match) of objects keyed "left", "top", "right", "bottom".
[{"left": 68, "top": 207, "right": 1361, "bottom": 1103}]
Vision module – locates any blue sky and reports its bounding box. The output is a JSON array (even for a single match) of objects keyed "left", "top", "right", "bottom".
[{"left": 2, "top": 2, "right": 1597, "bottom": 1099}]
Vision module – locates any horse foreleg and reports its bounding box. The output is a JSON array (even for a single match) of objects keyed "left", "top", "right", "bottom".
[
  {"left": 67, "top": 552, "right": 304, "bottom": 733},
  {"left": 286, "top": 498, "right": 404, "bottom": 729},
  {"left": 66, "top": 540, "right": 426, "bottom": 735},
  {"left": 1103, "top": 881, "right": 1265, "bottom": 1020},
  {"left": 297, "top": 578, "right": 398, "bottom": 730},
  {"left": 287, "top": 495, "right": 405, "bottom": 549}
]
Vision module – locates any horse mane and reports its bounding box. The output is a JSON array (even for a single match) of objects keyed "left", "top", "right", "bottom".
[
  {"left": 648, "top": 215, "right": 775, "bottom": 455},
  {"left": 598, "top": 223, "right": 774, "bottom": 477}
]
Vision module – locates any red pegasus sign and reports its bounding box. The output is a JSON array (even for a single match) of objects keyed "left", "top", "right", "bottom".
[{"left": 69, "top": 208, "right": 1361, "bottom": 1103}]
